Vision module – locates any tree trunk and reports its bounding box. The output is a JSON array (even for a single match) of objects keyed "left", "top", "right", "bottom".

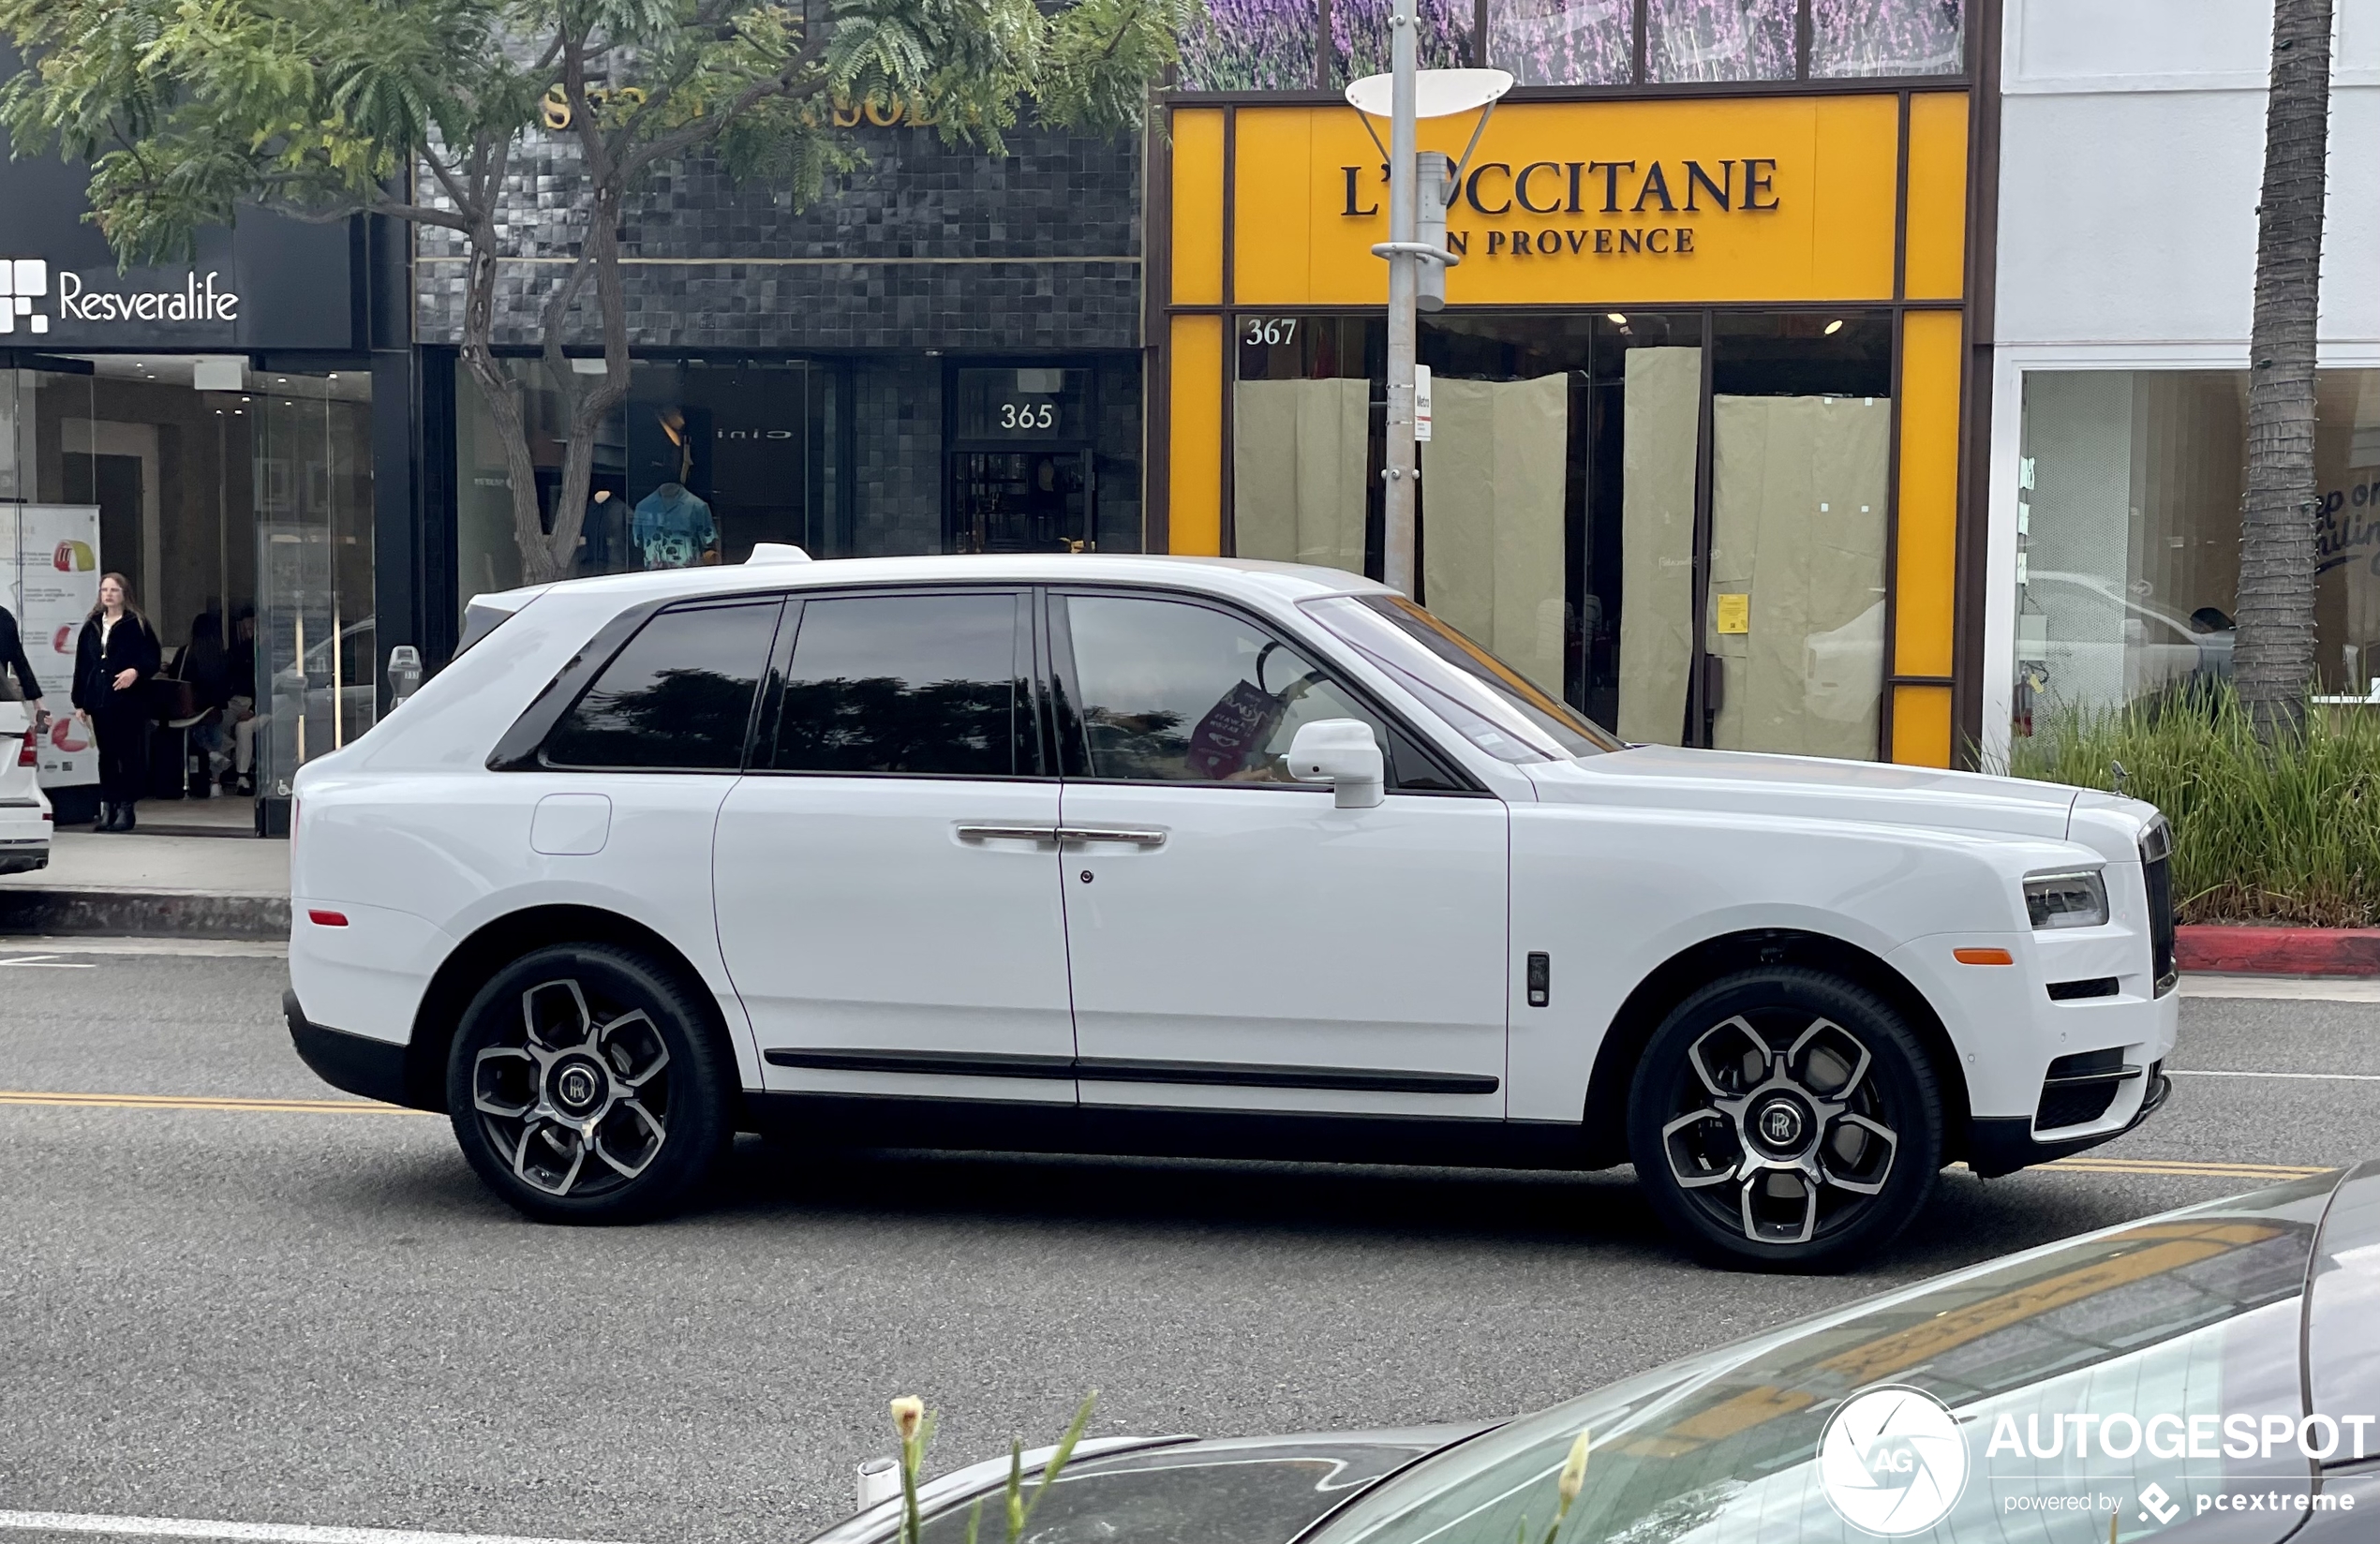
[
  {"left": 459, "top": 220, "right": 557, "bottom": 587},
  {"left": 2236, "top": 0, "right": 2334, "bottom": 742}
]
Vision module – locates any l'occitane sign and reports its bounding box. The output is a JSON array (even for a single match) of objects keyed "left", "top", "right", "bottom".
[{"left": 1227, "top": 95, "right": 1902, "bottom": 307}]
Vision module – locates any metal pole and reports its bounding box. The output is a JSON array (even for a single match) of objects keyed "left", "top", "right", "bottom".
[{"left": 1381, "top": 0, "right": 1419, "bottom": 596}]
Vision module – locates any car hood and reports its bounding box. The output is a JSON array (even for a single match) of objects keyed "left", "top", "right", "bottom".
[
  {"left": 1524, "top": 744, "right": 2098, "bottom": 845},
  {"left": 808, "top": 1426, "right": 1494, "bottom": 1544}
]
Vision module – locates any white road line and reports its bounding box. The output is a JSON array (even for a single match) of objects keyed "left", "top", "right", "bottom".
[
  {"left": 0, "top": 954, "right": 96, "bottom": 968},
  {"left": 2168, "top": 1068, "right": 2380, "bottom": 1083},
  {"left": 0, "top": 1511, "right": 638, "bottom": 1544},
  {"left": 0, "top": 936, "right": 285, "bottom": 959},
  {"left": 2180, "top": 973, "right": 2380, "bottom": 1002}
]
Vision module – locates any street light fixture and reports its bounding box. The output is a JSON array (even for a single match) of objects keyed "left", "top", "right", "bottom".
[{"left": 1346, "top": 50, "right": 1511, "bottom": 598}]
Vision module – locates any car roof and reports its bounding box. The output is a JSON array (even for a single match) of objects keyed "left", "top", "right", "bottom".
[{"left": 469, "top": 553, "right": 1395, "bottom": 616}]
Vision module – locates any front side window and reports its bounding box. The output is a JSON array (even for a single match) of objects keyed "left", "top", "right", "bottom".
[
  {"left": 542, "top": 601, "right": 781, "bottom": 770},
  {"left": 769, "top": 592, "right": 1027, "bottom": 777},
  {"left": 1058, "top": 594, "right": 1389, "bottom": 784}
]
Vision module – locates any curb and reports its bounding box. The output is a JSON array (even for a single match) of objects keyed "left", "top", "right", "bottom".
[
  {"left": 0, "top": 889, "right": 288, "bottom": 943},
  {"left": 2176, "top": 925, "right": 2380, "bottom": 978}
]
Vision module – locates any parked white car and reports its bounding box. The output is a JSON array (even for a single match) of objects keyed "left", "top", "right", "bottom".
[
  {"left": 0, "top": 700, "right": 54, "bottom": 873},
  {"left": 287, "top": 552, "right": 2179, "bottom": 1269}
]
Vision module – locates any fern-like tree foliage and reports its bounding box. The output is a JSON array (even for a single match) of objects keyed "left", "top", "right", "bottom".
[{"left": 0, "top": 0, "right": 1191, "bottom": 583}]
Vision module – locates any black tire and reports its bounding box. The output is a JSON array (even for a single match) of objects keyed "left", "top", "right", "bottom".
[
  {"left": 446, "top": 943, "right": 731, "bottom": 1225},
  {"left": 1626, "top": 968, "right": 1942, "bottom": 1272}
]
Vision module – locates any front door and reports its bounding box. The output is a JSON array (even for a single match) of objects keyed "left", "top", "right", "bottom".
[
  {"left": 712, "top": 587, "right": 1075, "bottom": 1105},
  {"left": 1049, "top": 589, "right": 1510, "bottom": 1118}
]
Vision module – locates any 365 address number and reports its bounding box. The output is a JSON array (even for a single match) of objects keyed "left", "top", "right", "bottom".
[{"left": 998, "top": 402, "right": 1058, "bottom": 430}]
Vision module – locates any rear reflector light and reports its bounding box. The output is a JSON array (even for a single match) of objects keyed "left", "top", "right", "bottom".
[
  {"left": 307, "top": 910, "right": 349, "bottom": 928},
  {"left": 16, "top": 730, "right": 33, "bottom": 766},
  {"left": 1954, "top": 947, "right": 2016, "bottom": 966}
]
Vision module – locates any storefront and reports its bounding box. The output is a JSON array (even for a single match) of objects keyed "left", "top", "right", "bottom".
[
  {"left": 424, "top": 120, "right": 1148, "bottom": 619},
  {"left": 1986, "top": 0, "right": 2380, "bottom": 760},
  {"left": 0, "top": 130, "right": 408, "bottom": 828},
  {"left": 1152, "top": 2, "right": 1988, "bottom": 766}
]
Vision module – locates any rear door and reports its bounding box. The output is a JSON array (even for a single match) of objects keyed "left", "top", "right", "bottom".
[{"left": 712, "top": 587, "right": 1076, "bottom": 1105}]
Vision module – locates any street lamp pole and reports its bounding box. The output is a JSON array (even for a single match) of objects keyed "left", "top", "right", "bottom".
[
  {"left": 1350, "top": 60, "right": 1507, "bottom": 598},
  {"left": 1381, "top": 0, "right": 1421, "bottom": 598}
]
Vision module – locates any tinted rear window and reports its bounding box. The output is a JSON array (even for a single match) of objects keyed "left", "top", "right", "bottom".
[
  {"left": 542, "top": 601, "right": 780, "bottom": 770},
  {"left": 770, "top": 592, "right": 1025, "bottom": 776}
]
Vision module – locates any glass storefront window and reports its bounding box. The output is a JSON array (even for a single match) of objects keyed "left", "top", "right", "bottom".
[
  {"left": 2013, "top": 368, "right": 2380, "bottom": 734},
  {"left": 1645, "top": 0, "right": 1795, "bottom": 82},
  {"left": 1228, "top": 310, "right": 1902, "bottom": 762},
  {"left": 454, "top": 358, "right": 826, "bottom": 611},
  {"left": 1232, "top": 315, "right": 1384, "bottom": 580},
  {"left": 1809, "top": 0, "right": 1963, "bottom": 77},
  {"left": 1331, "top": 0, "right": 1474, "bottom": 87},
  {"left": 1179, "top": 0, "right": 1319, "bottom": 91},
  {"left": 1488, "top": 0, "right": 1633, "bottom": 86},
  {"left": 0, "top": 357, "right": 370, "bottom": 808},
  {"left": 1703, "top": 312, "right": 1894, "bottom": 758},
  {"left": 1171, "top": 0, "right": 1970, "bottom": 85}
]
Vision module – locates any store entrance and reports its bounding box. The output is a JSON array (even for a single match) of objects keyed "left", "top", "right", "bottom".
[
  {"left": 945, "top": 363, "right": 1099, "bottom": 553},
  {"left": 949, "top": 449, "right": 1092, "bottom": 553},
  {"left": 0, "top": 353, "right": 373, "bottom": 829}
]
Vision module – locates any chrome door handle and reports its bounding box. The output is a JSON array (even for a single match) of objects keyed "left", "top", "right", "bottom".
[
  {"left": 955, "top": 824, "right": 1060, "bottom": 844},
  {"left": 1054, "top": 826, "right": 1168, "bottom": 848}
]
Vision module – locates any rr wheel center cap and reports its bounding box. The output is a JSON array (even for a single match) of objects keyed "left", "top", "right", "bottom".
[
  {"left": 1752, "top": 1095, "right": 1808, "bottom": 1152},
  {"left": 551, "top": 1060, "right": 606, "bottom": 1115}
]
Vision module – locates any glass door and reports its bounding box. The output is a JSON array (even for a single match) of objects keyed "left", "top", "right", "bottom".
[
  {"left": 947, "top": 364, "right": 1097, "bottom": 552},
  {"left": 253, "top": 372, "right": 375, "bottom": 816}
]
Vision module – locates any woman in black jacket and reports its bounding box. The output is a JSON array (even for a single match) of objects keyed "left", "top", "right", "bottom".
[{"left": 72, "top": 572, "right": 161, "bottom": 832}]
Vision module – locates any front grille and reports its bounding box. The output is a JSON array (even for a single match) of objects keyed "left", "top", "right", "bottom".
[{"left": 2142, "top": 830, "right": 2177, "bottom": 994}]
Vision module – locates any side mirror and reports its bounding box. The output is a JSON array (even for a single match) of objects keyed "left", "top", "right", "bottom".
[{"left": 1287, "top": 718, "right": 1385, "bottom": 809}]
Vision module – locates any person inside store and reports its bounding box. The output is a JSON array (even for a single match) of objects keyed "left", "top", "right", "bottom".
[
  {"left": 72, "top": 572, "right": 162, "bottom": 833},
  {"left": 0, "top": 594, "right": 52, "bottom": 731}
]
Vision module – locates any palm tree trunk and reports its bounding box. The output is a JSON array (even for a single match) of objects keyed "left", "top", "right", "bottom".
[{"left": 2236, "top": 0, "right": 2333, "bottom": 742}]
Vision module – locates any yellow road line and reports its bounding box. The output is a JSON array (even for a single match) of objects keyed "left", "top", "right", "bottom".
[
  {"left": 0, "top": 1090, "right": 432, "bottom": 1116},
  {"left": 2038, "top": 1156, "right": 2334, "bottom": 1181}
]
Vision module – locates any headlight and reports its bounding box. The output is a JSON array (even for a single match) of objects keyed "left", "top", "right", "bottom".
[{"left": 2026, "top": 869, "right": 2109, "bottom": 929}]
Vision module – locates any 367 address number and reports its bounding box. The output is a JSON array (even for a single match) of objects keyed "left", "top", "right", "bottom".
[{"left": 1243, "top": 318, "right": 1300, "bottom": 346}]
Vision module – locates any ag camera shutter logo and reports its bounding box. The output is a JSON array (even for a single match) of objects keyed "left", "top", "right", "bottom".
[
  {"left": 0, "top": 259, "right": 52, "bottom": 334},
  {"left": 1818, "top": 1385, "right": 1971, "bottom": 1537}
]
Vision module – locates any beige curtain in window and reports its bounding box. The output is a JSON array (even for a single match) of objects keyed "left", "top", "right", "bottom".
[
  {"left": 1615, "top": 347, "right": 1703, "bottom": 745},
  {"left": 1420, "top": 374, "right": 1569, "bottom": 697},
  {"left": 1232, "top": 379, "right": 1370, "bottom": 574},
  {"left": 1707, "top": 393, "right": 1891, "bottom": 759}
]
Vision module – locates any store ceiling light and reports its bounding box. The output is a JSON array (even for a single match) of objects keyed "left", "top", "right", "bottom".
[
  {"left": 1607, "top": 313, "right": 1628, "bottom": 325},
  {"left": 1823, "top": 319, "right": 1845, "bottom": 334}
]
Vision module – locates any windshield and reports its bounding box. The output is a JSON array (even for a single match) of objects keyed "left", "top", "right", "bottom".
[
  {"left": 1315, "top": 1180, "right": 2334, "bottom": 1544},
  {"left": 1302, "top": 596, "right": 1624, "bottom": 764}
]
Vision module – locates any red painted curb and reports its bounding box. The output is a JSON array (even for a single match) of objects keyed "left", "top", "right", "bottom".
[{"left": 2177, "top": 925, "right": 2380, "bottom": 978}]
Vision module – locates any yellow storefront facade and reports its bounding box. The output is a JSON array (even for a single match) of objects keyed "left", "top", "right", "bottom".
[{"left": 1150, "top": 51, "right": 1989, "bottom": 767}]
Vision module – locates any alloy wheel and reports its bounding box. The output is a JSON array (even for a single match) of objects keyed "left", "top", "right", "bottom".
[
  {"left": 469, "top": 978, "right": 673, "bottom": 1199},
  {"left": 1657, "top": 1012, "right": 1899, "bottom": 1247}
]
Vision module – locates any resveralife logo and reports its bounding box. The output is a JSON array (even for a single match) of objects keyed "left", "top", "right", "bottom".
[
  {"left": 0, "top": 258, "right": 52, "bottom": 334},
  {"left": 1818, "top": 1386, "right": 1971, "bottom": 1537}
]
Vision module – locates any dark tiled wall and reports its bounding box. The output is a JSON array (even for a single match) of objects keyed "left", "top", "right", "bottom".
[
  {"left": 416, "top": 123, "right": 1143, "bottom": 351},
  {"left": 850, "top": 356, "right": 945, "bottom": 555}
]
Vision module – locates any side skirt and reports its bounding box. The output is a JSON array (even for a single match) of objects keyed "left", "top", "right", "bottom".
[{"left": 743, "top": 1091, "right": 1598, "bottom": 1171}]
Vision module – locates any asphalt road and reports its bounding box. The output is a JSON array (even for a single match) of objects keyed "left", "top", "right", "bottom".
[{"left": 0, "top": 945, "right": 2373, "bottom": 1544}]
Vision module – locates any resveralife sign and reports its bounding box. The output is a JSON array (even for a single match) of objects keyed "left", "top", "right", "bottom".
[
  {"left": 0, "top": 139, "right": 353, "bottom": 348},
  {"left": 55, "top": 268, "right": 242, "bottom": 323}
]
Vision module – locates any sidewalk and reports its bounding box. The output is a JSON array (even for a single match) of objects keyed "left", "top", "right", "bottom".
[{"left": 0, "top": 804, "right": 288, "bottom": 940}]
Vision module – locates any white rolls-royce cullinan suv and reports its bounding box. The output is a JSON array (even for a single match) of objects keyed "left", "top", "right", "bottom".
[{"left": 286, "top": 551, "right": 2179, "bottom": 1269}]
